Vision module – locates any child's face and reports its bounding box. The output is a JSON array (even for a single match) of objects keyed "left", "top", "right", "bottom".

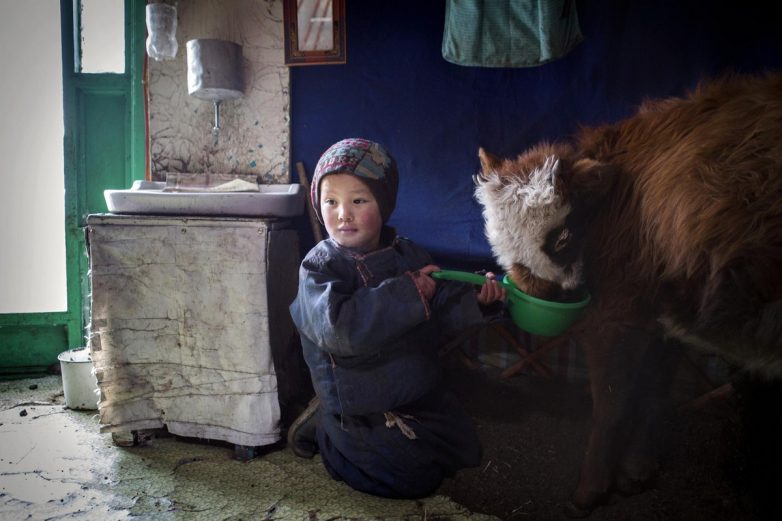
[{"left": 320, "top": 174, "right": 383, "bottom": 251}]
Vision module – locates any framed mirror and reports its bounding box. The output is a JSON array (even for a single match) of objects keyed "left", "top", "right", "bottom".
[{"left": 283, "top": 0, "right": 346, "bottom": 66}]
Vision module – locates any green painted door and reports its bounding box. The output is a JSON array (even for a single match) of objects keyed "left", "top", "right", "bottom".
[{"left": 0, "top": 0, "right": 145, "bottom": 375}]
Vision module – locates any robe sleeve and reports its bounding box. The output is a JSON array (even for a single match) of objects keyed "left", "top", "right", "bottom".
[{"left": 290, "top": 252, "right": 430, "bottom": 357}]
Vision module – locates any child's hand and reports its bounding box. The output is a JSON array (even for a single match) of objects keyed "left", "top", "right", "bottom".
[
  {"left": 477, "top": 272, "right": 506, "bottom": 305},
  {"left": 411, "top": 264, "right": 440, "bottom": 301}
]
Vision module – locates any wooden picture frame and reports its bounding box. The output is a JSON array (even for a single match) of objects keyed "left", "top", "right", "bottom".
[{"left": 283, "top": 0, "right": 346, "bottom": 66}]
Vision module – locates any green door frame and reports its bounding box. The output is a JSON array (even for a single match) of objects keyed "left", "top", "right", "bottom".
[{"left": 0, "top": 0, "right": 145, "bottom": 375}]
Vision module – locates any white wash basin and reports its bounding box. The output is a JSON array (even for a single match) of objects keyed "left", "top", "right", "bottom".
[{"left": 104, "top": 181, "right": 305, "bottom": 217}]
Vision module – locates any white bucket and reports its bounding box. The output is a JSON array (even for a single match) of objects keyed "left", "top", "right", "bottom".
[{"left": 58, "top": 348, "right": 99, "bottom": 410}]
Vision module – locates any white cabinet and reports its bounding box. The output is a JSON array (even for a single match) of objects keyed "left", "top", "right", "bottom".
[{"left": 87, "top": 215, "right": 299, "bottom": 450}]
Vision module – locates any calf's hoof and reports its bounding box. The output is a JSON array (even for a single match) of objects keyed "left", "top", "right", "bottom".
[
  {"left": 564, "top": 499, "right": 594, "bottom": 518},
  {"left": 565, "top": 487, "right": 612, "bottom": 519},
  {"left": 616, "top": 473, "right": 653, "bottom": 497}
]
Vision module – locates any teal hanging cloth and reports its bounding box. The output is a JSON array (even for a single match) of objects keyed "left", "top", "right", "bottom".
[{"left": 442, "top": 0, "right": 583, "bottom": 67}]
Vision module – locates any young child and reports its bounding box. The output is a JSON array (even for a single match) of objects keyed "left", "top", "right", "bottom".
[{"left": 288, "top": 138, "right": 505, "bottom": 499}]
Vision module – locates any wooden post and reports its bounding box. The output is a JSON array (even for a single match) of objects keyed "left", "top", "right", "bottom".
[{"left": 296, "top": 162, "right": 324, "bottom": 242}]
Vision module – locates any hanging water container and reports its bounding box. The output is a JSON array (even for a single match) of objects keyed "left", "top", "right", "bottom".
[
  {"left": 186, "top": 38, "right": 244, "bottom": 101},
  {"left": 186, "top": 38, "right": 245, "bottom": 144},
  {"left": 145, "top": 3, "right": 178, "bottom": 61}
]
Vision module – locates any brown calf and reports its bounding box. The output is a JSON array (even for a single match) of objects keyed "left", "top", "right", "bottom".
[{"left": 474, "top": 71, "right": 782, "bottom": 516}]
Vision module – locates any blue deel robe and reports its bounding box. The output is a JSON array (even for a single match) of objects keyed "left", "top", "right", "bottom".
[{"left": 289, "top": 230, "right": 484, "bottom": 498}]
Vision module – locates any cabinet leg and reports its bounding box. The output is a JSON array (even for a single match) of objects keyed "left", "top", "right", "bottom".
[
  {"left": 233, "top": 444, "right": 257, "bottom": 461},
  {"left": 111, "top": 429, "right": 159, "bottom": 447},
  {"left": 111, "top": 430, "right": 138, "bottom": 447}
]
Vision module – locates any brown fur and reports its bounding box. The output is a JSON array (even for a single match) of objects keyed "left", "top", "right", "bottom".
[
  {"left": 572, "top": 72, "right": 782, "bottom": 368},
  {"left": 508, "top": 263, "right": 563, "bottom": 300},
  {"left": 505, "top": 72, "right": 782, "bottom": 370}
]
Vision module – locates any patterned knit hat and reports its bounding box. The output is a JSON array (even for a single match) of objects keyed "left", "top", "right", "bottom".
[{"left": 311, "top": 138, "right": 399, "bottom": 224}]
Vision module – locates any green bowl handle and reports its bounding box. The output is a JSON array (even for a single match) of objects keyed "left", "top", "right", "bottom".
[{"left": 431, "top": 269, "right": 495, "bottom": 286}]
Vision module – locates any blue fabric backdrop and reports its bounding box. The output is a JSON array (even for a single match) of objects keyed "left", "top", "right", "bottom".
[{"left": 290, "top": 0, "right": 782, "bottom": 270}]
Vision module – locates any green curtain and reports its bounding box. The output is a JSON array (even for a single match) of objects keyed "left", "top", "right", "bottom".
[{"left": 442, "top": 0, "right": 583, "bottom": 67}]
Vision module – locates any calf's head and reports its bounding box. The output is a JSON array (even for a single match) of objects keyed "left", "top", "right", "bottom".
[{"left": 473, "top": 144, "right": 615, "bottom": 301}]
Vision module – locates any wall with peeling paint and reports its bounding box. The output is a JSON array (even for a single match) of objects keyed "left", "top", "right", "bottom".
[{"left": 148, "top": 0, "right": 289, "bottom": 183}]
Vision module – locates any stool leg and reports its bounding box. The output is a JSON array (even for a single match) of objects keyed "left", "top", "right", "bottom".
[{"left": 492, "top": 323, "right": 554, "bottom": 378}]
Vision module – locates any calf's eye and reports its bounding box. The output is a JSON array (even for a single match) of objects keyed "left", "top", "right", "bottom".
[{"left": 553, "top": 227, "right": 570, "bottom": 252}]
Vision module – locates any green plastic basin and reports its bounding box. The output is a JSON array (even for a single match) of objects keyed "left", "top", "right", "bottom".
[{"left": 431, "top": 270, "right": 591, "bottom": 336}]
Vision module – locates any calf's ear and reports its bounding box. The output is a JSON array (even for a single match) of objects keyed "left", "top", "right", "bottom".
[
  {"left": 570, "top": 158, "right": 618, "bottom": 203},
  {"left": 478, "top": 148, "right": 502, "bottom": 173}
]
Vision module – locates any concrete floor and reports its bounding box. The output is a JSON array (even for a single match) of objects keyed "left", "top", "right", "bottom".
[{"left": 0, "top": 375, "right": 498, "bottom": 521}]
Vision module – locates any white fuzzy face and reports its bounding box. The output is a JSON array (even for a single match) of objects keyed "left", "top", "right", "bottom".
[{"left": 475, "top": 155, "right": 584, "bottom": 291}]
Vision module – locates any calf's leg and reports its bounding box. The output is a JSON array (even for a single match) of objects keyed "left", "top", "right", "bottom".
[
  {"left": 567, "top": 327, "right": 670, "bottom": 517},
  {"left": 615, "top": 336, "right": 679, "bottom": 494}
]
